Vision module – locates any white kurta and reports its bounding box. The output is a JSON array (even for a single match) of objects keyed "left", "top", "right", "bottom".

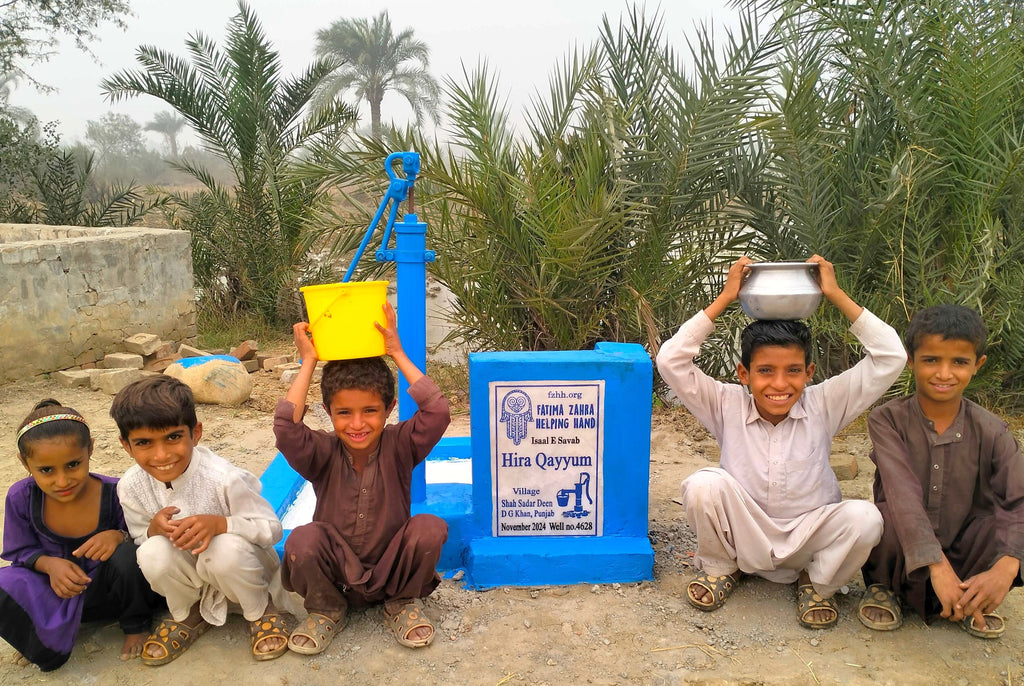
[
  {"left": 118, "top": 446, "right": 300, "bottom": 624},
  {"left": 656, "top": 309, "right": 906, "bottom": 594}
]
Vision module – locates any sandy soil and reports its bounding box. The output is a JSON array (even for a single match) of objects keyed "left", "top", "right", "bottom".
[{"left": 0, "top": 371, "right": 1021, "bottom": 686}]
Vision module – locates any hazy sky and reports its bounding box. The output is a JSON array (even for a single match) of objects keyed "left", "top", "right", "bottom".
[{"left": 9, "top": 0, "right": 736, "bottom": 147}]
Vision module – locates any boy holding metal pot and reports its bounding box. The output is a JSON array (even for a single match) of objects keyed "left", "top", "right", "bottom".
[{"left": 656, "top": 255, "right": 905, "bottom": 628}]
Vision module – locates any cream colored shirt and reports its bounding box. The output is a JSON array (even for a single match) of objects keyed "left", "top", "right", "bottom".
[
  {"left": 656, "top": 309, "right": 906, "bottom": 519},
  {"left": 117, "top": 445, "right": 282, "bottom": 547}
]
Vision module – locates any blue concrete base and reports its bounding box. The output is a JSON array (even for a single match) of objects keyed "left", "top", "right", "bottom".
[
  {"left": 465, "top": 536, "right": 653, "bottom": 589},
  {"left": 412, "top": 482, "right": 472, "bottom": 571}
]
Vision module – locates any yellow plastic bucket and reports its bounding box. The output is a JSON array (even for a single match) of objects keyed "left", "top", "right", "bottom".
[{"left": 300, "top": 281, "right": 388, "bottom": 360}]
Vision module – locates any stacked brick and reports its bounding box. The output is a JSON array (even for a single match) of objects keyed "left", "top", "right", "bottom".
[{"left": 50, "top": 333, "right": 318, "bottom": 397}]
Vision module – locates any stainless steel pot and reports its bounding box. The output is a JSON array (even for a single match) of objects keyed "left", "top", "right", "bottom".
[{"left": 738, "top": 262, "right": 822, "bottom": 320}]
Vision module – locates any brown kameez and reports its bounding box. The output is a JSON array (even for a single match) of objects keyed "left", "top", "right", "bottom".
[
  {"left": 273, "top": 376, "right": 451, "bottom": 613},
  {"left": 862, "top": 396, "right": 1024, "bottom": 619}
]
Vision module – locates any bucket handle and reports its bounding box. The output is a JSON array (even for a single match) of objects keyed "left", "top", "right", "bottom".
[{"left": 307, "top": 288, "right": 353, "bottom": 333}]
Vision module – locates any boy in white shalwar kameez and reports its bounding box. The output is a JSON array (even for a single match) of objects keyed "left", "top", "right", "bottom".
[
  {"left": 112, "top": 376, "right": 299, "bottom": 665},
  {"left": 656, "top": 256, "right": 905, "bottom": 628}
]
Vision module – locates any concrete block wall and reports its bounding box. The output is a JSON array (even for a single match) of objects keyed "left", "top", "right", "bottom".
[{"left": 0, "top": 224, "right": 196, "bottom": 383}]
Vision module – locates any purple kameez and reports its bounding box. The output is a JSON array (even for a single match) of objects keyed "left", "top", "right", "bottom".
[{"left": 0, "top": 474, "right": 126, "bottom": 671}]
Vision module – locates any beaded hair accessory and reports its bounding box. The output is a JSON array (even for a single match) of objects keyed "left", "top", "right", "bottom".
[{"left": 16, "top": 413, "right": 88, "bottom": 442}]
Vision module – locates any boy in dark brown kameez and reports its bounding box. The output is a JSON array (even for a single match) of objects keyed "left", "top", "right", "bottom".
[
  {"left": 274, "top": 303, "right": 450, "bottom": 655},
  {"left": 859, "top": 305, "right": 1024, "bottom": 638}
]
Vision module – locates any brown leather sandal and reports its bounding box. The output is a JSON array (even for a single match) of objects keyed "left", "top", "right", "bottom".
[
  {"left": 686, "top": 571, "right": 740, "bottom": 611},
  {"left": 857, "top": 583, "right": 903, "bottom": 631},
  {"left": 796, "top": 584, "right": 838, "bottom": 629}
]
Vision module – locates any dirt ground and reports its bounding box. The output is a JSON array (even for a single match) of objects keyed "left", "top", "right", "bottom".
[{"left": 0, "top": 369, "right": 1021, "bottom": 686}]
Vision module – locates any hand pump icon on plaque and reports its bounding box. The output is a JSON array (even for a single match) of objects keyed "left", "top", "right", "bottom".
[{"left": 557, "top": 472, "right": 592, "bottom": 518}]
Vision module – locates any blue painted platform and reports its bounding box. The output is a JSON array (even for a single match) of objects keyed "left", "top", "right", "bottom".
[{"left": 466, "top": 536, "right": 655, "bottom": 588}]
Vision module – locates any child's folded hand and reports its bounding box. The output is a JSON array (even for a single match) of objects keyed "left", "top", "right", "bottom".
[
  {"left": 168, "top": 514, "right": 227, "bottom": 555},
  {"left": 149, "top": 505, "right": 180, "bottom": 539},
  {"left": 723, "top": 256, "right": 752, "bottom": 302},
  {"left": 72, "top": 529, "right": 124, "bottom": 561},
  {"left": 46, "top": 558, "right": 91, "bottom": 599},
  {"left": 929, "top": 555, "right": 966, "bottom": 621},
  {"left": 806, "top": 255, "right": 839, "bottom": 298},
  {"left": 957, "top": 562, "right": 1017, "bottom": 619}
]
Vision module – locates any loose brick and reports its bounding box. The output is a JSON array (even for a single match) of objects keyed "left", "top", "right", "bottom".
[
  {"left": 830, "top": 452, "right": 859, "bottom": 481},
  {"left": 143, "top": 355, "right": 181, "bottom": 373},
  {"left": 124, "top": 333, "right": 163, "bottom": 356},
  {"left": 262, "top": 355, "right": 291, "bottom": 372},
  {"left": 102, "top": 352, "right": 144, "bottom": 370},
  {"left": 54, "top": 370, "right": 93, "bottom": 388},
  {"left": 144, "top": 343, "right": 176, "bottom": 362},
  {"left": 93, "top": 369, "right": 143, "bottom": 394},
  {"left": 178, "top": 344, "right": 210, "bottom": 358},
  {"left": 229, "top": 340, "right": 259, "bottom": 361}
]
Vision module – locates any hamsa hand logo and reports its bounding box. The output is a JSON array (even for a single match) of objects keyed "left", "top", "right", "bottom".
[{"left": 499, "top": 390, "right": 532, "bottom": 445}]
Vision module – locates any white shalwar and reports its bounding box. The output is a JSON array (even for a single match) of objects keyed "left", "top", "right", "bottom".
[{"left": 118, "top": 445, "right": 300, "bottom": 625}]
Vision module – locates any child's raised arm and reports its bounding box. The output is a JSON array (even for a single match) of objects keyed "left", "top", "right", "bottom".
[
  {"left": 375, "top": 302, "right": 424, "bottom": 386},
  {"left": 703, "top": 256, "right": 752, "bottom": 321},
  {"left": 285, "top": 322, "right": 320, "bottom": 423},
  {"left": 807, "top": 255, "right": 864, "bottom": 323}
]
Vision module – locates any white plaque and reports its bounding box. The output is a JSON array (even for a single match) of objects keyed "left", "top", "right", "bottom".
[{"left": 489, "top": 381, "right": 604, "bottom": 536}]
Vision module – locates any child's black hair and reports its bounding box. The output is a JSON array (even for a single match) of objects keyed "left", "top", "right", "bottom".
[
  {"left": 109, "top": 375, "right": 198, "bottom": 440},
  {"left": 17, "top": 399, "right": 92, "bottom": 460},
  {"left": 321, "top": 357, "right": 396, "bottom": 409},
  {"left": 905, "top": 304, "right": 987, "bottom": 359},
  {"left": 740, "top": 319, "right": 813, "bottom": 369}
]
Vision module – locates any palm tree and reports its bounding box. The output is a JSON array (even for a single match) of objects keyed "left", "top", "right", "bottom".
[
  {"left": 295, "top": 8, "right": 771, "bottom": 356},
  {"left": 315, "top": 10, "right": 440, "bottom": 137},
  {"left": 30, "top": 149, "right": 168, "bottom": 226},
  {"left": 144, "top": 110, "right": 187, "bottom": 158},
  {"left": 100, "top": 0, "right": 358, "bottom": 321}
]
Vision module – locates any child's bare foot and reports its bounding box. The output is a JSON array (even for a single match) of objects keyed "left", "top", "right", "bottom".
[
  {"left": 858, "top": 583, "right": 902, "bottom": 630},
  {"left": 120, "top": 632, "right": 148, "bottom": 661},
  {"left": 9, "top": 651, "right": 30, "bottom": 667},
  {"left": 861, "top": 605, "right": 893, "bottom": 624},
  {"left": 141, "top": 605, "right": 209, "bottom": 666}
]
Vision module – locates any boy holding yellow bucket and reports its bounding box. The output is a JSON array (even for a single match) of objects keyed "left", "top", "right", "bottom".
[{"left": 273, "top": 301, "right": 451, "bottom": 654}]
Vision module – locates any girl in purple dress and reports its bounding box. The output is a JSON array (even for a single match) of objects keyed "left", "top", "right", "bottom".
[{"left": 0, "top": 400, "right": 161, "bottom": 671}]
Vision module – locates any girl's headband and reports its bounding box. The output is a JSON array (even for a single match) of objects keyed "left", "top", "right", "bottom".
[{"left": 16, "top": 414, "right": 89, "bottom": 442}]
